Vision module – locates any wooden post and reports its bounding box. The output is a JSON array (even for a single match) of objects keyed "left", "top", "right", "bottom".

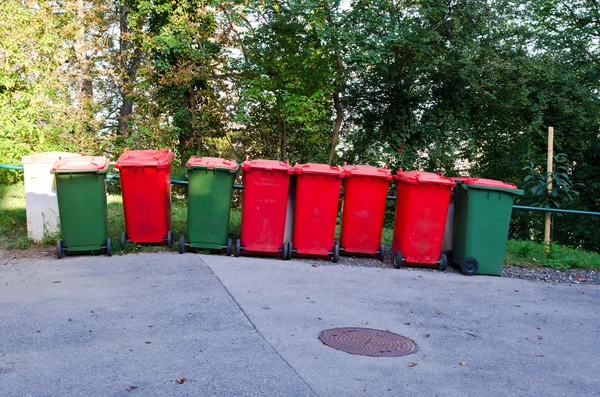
[{"left": 544, "top": 126, "right": 554, "bottom": 255}]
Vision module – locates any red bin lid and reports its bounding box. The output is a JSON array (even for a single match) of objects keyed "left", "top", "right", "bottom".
[
  {"left": 242, "top": 159, "right": 294, "bottom": 174},
  {"left": 454, "top": 177, "right": 520, "bottom": 190},
  {"left": 295, "top": 163, "right": 344, "bottom": 177},
  {"left": 114, "top": 149, "right": 174, "bottom": 169},
  {"left": 51, "top": 156, "right": 109, "bottom": 174},
  {"left": 394, "top": 170, "right": 455, "bottom": 186},
  {"left": 343, "top": 164, "right": 392, "bottom": 180},
  {"left": 187, "top": 156, "right": 239, "bottom": 173}
]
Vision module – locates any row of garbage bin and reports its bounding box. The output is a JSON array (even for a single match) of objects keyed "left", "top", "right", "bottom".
[{"left": 50, "top": 149, "right": 523, "bottom": 276}]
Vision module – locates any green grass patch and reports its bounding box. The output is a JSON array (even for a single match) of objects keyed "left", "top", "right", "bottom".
[
  {"left": 505, "top": 240, "right": 600, "bottom": 270},
  {"left": 0, "top": 184, "right": 30, "bottom": 249}
]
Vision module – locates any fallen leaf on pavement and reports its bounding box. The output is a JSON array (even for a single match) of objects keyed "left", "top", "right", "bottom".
[
  {"left": 408, "top": 362, "right": 418, "bottom": 367},
  {"left": 312, "top": 264, "right": 319, "bottom": 268},
  {"left": 459, "top": 361, "right": 468, "bottom": 366},
  {"left": 126, "top": 385, "right": 138, "bottom": 392}
]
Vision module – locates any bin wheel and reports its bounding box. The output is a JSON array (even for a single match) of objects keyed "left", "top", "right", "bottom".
[
  {"left": 461, "top": 257, "right": 479, "bottom": 276},
  {"left": 438, "top": 253, "right": 448, "bottom": 272},
  {"left": 287, "top": 241, "right": 293, "bottom": 260},
  {"left": 332, "top": 241, "right": 340, "bottom": 263},
  {"left": 234, "top": 239, "right": 241, "bottom": 257},
  {"left": 393, "top": 250, "right": 404, "bottom": 269},
  {"left": 444, "top": 250, "right": 453, "bottom": 266},
  {"left": 166, "top": 231, "right": 173, "bottom": 248},
  {"left": 377, "top": 243, "right": 385, "bottom": 261},
  {"left": 120, "top": 232, "right": 127, "bottom": 248},
  {"left": 226, "top": 238, "right": 233, "bottom": 256},
  {"left": 106, "top": 238, "right": 113, "bottom": 257},
  {"left": 282, "top": 241, "right": 289, "bottom": 260},
  {"left": 56, "top": 240, "right": 64, "bottom": 259},
  {"left": 178, "top": 235, "right": 186, "bottom": 254}
]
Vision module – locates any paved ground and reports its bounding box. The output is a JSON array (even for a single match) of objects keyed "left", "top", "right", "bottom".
[{"left": 1, "top": 253, "right": 599, "bottom": 396}]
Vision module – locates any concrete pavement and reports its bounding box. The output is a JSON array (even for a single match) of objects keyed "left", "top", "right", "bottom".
[{"left": 1, "top": 252, "right": 599, "bottom": 396}]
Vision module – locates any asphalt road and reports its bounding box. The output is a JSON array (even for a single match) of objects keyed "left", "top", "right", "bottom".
[{"left": 1, "top": 253, "right": 599, "bottom": 396}]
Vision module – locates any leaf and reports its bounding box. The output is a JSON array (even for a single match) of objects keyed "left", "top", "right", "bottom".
[
  {"left": 459, "top": 361, "right": 468, "bottom": 366},
  {"left": 408, "top": 362, "right": 418, "bottom": 367}
]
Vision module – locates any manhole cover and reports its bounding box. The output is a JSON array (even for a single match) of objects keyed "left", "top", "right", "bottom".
[{"left": 319, "top": 327, "right": 418, "bottom": 357}]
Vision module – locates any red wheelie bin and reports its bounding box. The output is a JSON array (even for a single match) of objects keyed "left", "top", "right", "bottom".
[
  {"left": 115, "top": 149, "right": 174, "bottom": 247},
  {"left": 340, "top": 165, "right": 392, "bottom": 260},
  {"left": 392, "top": 170, "right": 455, "bottom": 270},
  {"left": 236, "top": 159, "right": 294, "bottom": 258},
  {"left": 291, "top": 163, "right": 344, "bottom": 261}
]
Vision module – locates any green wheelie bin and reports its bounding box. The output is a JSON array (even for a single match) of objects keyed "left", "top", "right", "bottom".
[
  {"left": 450, "top": 178, "right": 523, "bottom": 276},
  {"left": 51, "top": 156, "right": 111, "bottom": 258},
  {"left": 179, "top": 157, "right": 239, "bottom": 254}
]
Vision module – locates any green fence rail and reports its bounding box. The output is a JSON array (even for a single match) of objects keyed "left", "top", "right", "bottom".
[{"left": 3, "top": 163, "right": 599, "bottom": 217}]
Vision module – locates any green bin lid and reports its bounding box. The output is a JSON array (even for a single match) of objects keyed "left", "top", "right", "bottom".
[
  {"left": 51, "top": 156, "right": 108, "bottom": 174},
  {"left": 454, "top": 177, "right": 524, "bottom": 195},
  {"left": 187, "top": 156, "right": 239, "bottom": 173}
]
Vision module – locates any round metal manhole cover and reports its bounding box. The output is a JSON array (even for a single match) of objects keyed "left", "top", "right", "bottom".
[{"left": 319, "top": 327, "right": 418, "bottom": 357}]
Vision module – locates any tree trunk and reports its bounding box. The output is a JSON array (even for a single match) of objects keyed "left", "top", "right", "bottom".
[
  {"left": 324, "top": 2, "right": 344, "bottom": 165},
  {"left": 118, "top": 4, "right": 142, "bottom": 136},
  {"left": 75, "top": 0, "right": 93, "bottom": 104},
  {"left": 328, "top": 87, "right": 343, "bottom": 164}
]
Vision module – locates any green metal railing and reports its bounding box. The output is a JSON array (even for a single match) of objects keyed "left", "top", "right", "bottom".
[{"left": 2, "top": 163, "right": 599, "bottom": 217}]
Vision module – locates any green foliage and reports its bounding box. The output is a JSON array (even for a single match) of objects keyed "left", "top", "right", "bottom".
[{"left": 521, "top": 154, "right": 580, "bottom": 208}]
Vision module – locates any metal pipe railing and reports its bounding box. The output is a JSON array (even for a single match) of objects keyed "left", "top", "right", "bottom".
[{"left": 3, "top": 164, "right": 599, "bottom": 216}]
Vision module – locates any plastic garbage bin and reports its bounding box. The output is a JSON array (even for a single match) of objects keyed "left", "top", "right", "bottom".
[
  {"left": 115, "top": 149, "right": 174, "bottom": 247},
  {"left": 392, "top": 170, "right": 454, "bottom": 270},
  {"left": 450, "top": 178, "right": 524, "bottom": 276},
  {"left": 179, "top": 156, "right": 238, "bottom": 254},
  {"left": 236, "top": 159, "right": 294, "bottom": 258},
  {"left": 291, "top": 163, "right": 344, "bottom": 261},
  {"left": 51, "top": 156, "right": 110, "bottom": 258},
  {"left": 22, "top": 152, "right": 81, "bottom": 242},
  {"left": 340, "top": 164, "right": 391, "bottom": 260}
]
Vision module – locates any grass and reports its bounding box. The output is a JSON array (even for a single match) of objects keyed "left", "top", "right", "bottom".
[
  {"left": 505, "top": 240, "right": 600, "bottom": 271},
  {"left": 1, "top": 183, "right": 599, "bottom": 270}
]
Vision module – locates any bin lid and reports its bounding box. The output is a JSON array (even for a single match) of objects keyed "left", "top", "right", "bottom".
[
  {"left": 115, "top": 149, "right": 174, "bottom": 169},
  {"left": 242, "top": 159, "right": 294, "bottom": 174},
  {"left": 454, "top": 177, "right": 524, "bottom": 194},
  {"left": 394, "top": 170, "right": 455, "bottom": 186},
  {"left": 22, "top": 152, "right": 81, "bottom": 164},
  {"left": 187, "top": 156, "right": 239, "bottom": 173},
  {"left": 295, "top": 163, "right": 344, "bottom": 177},
  {"left": 343, "top": 164, "right": 392, "bottom": 180},
  {"left": 51, "top": 156, "right": 108, "bottom": 174}
]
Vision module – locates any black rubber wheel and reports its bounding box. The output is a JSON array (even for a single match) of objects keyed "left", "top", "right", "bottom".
[
  {"left": 461, "top": 257, "right": 479, "bottom": 276},
  {"left": 120, "top": 231, "right": 127, "bottom": 248},
  {"left": 287, "top": 241, "right": 293, "bottom": 260},
  {"left": 282, "top": 241, "right": 289, "bottom": 260},
  {"left": 56, "top": 240, "right": 64, "bottom": 259},
  {"left": 438, "top": 253, "right": 448, "bottom": 272},
  {"left": 178, "top": 235, "right": 186, "bottom": 254},
  {"left": 332, "top": 241, "right": 340, "bottom": 263},
  {"left": 444, "top": 250, "right": 453, "bottom": 266},
  {"left": 377, "top": 243, "right": 385, "bottom": 261},
  {"left": 393, "top": 250, "right": 404, "bottom": 269},
  {"left": 167, "top": 231, "right": 173, "bottom": 248},
  {"left": 106, "top": 238, "right": 112, "bottom": 257},
  {"left": 226, "top": 238, "right": 233, "bottom": 256},
  {"left": 234, "top": 239, "right": 241, "bottom": 258}
]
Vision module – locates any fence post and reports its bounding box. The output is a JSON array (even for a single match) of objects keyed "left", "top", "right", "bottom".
[{"left": 544, "top": 126, "right": 554, "bottom": 256}]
